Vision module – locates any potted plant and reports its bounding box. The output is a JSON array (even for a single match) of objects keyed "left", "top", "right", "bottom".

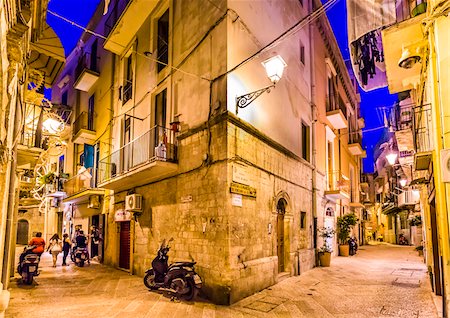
[
  {"left": 415, "top": 245, "right": 424, "bottom": 256},
  {"left": 318, "top": 227, "right": 335, "bottom": 267},
  {"left": 337, "top": 213, "right": 358, "bottom": 257},
  {"left": 409, "top": 215, "right": 422, "bottom": 227}
]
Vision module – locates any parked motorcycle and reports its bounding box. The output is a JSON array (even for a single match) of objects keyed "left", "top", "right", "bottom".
[
  {"left": 399, "top": 233, "right": 409, "bottom": 245},
  {"left": 17, "top": 245, "right": 40, "bottom": 285},
  {"left": 348, "top": 237, "right": 358, "bottom": 256},
  {"left": 73, "top": 247, "right": 89, "bottom": 267},
  {"left": 143, "top": 239, "right": 202, "bottom": 300}
]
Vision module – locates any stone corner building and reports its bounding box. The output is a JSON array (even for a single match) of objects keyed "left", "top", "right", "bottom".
[{"left": 48, "top": 0, "right": 363, "bottom": 306}]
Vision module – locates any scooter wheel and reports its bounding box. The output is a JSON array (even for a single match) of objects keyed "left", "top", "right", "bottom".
[
  {"left": 144, "top": 271, "right": 157, "bottom": 289},
  {"left": 25, "top": 274, "right": 33, "bottom": 285},
  {"left": 183, "top": 280, "right": 197, "bottom": 301}
]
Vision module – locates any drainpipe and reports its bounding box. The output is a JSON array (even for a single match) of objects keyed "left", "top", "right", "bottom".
[
  {"left": 2, "top": 68, "right": 21, "bottom": 288},
  {"left": 309, "top": 0, "right": 318, "bottom": 267}
]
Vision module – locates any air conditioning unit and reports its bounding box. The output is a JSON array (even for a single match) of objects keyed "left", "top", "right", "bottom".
[
  {"left": 125, "top": 194, "right": 143, "bottom": 212},
  {"left": 398, "top": 190, "right": 420, "bottom": 207},
  {"left": 441, "top": 149, "right": 450, "bottom": 183},
  {"left": 87, "top": 195, "right": 101, "bottom": 209}
]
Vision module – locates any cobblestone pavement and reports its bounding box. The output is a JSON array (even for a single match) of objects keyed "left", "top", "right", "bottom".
[{"left": 6, "top": 243, "right": 438, "bottom": 318}]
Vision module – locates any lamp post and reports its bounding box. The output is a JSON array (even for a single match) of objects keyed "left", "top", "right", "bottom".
[{"left": 236, "top": 55, "right": 287, "bottom": 115}]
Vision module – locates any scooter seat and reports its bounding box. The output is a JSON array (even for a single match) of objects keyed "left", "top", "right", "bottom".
[{"left": 170, "top": 261, "right": 196, "bottom": 267}]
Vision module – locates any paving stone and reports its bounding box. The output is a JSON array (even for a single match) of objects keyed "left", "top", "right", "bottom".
[{"left": 5, "top": 244, "right": 438, "bottom": 318}]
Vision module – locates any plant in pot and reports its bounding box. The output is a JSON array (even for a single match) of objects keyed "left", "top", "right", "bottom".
[
  {"left": 318, "top": 227, "right": 335, "bottom": 267},
  {"left": 337, "top": 213, "right": 358, "bottom": 257}
]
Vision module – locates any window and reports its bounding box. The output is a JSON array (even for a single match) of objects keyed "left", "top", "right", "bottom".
[
  {"left": 299, "top": 0, "right": 303, "bottom": 7},
  {"left": 122, "top": 55, "right": 133, "bottom": 103},
  {"left": 327, "top": 76, "right": 335, "bottom": 111},
  {"left": 300, "top": 211, "right": 307, "bottom": 229},
  {"left": 88, "top": 95, "right": 95, "bottom": 131},
  {"left": 90, "top": 39, "right": 98, "bottom": 72},
  {"left": 325, "top": 207, "right": 334, "bottom": 217},
  {"left": 61, "top": 91, "right": 68, "bottom": 105},
  {"left": 299, "top": 42, "right": 305, "bottom": 65},
  {"left": 301, "top": 122, "right": 310, "bottom": 162},
  {"left": 154, "top": 89, "right": 167, "bottom": 147},
  {"left": 157, "top": 9, "right": 169, "bottom": 73}
]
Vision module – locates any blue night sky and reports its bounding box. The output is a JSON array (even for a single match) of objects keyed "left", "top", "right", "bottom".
[{"left": 47, "top": 0, "right": 397, "bottom": 173}]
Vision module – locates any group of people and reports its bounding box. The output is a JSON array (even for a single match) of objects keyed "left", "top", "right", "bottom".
[{"left": 21, "top": 227, "right": 97, "bottom": 268}]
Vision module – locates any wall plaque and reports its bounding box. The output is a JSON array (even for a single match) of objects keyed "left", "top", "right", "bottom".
[{"left": 230, "top": 182, "right": 256, "bottom": 197}]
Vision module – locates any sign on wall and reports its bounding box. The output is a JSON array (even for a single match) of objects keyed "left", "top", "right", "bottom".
[
  {"left": 230, "top": 182, "right": 256, "bottom": 197},
  {"left": 114, "top": 209, "right": 131, "bottom": 222},
  {"left": 232, "top": 163, "right": 250, "bottom": 185}
]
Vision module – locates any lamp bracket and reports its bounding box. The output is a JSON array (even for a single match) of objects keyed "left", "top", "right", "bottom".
[{"left": 235, "top": 84, "right": 275, "bottom": 112}]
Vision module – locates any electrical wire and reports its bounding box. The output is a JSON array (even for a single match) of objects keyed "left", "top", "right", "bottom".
[{"left": 47, "top": 10, "right": 210, "bottom": 81}]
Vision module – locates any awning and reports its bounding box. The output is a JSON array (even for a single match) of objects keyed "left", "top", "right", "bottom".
[{"left": 29, "top": 23, "right": 65, "bottom": 87}]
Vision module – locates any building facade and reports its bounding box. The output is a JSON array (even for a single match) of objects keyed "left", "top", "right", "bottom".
[
  {"left": 0, "top": 0, "right": 65, "bottom": 316},
  {"left": 381, "top": 0, "right": 449, "bottom": 314},
  {"left": 47, "top": 0, "right": 365, "bottom": 305}
]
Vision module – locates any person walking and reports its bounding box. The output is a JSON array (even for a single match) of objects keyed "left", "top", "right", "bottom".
[
  {"left": 47, "top": 234, "right": 62, "bottom": 267},
  {"left": 62, "top": 233, "right": 71, "bottom": 266}
]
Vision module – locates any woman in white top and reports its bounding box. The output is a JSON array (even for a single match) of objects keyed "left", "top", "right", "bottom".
[{"left": 47, "top": 234, "right": 62, "bottom": 267}]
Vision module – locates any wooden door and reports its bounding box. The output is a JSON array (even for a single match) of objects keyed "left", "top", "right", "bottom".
[
  {"left": 430, "top": 199, "right": 442, "bottom": 295},
  {"left": 16, "top": 220, "right": 29, "bottom": 245},
  {"left": 119, "top": 221, "right": 130, "bottom": 269},
  {"left": 277, "top": 199, "right": 287, "bottom": 273}
]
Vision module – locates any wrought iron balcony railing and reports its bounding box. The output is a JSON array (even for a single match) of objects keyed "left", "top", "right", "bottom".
[
  {"left": 413, "top": 104, "right": 433, "bottom": 153},
  {"left": 390, "top": 104, "right": 413, "bottom": 131},
  {"left": 98, "top": 125, "right": 177, "bottom": 184},
  {"left": 326, "top": 93, "right": 347, "bottom": 118},
  {"left": 64, "top": 168, "right": 96, "bottom": 197},
  {"left": 73, "top": 111, "right": 94, "bottom": 136},
  {"left": 104, "top": 0, "right": 132, "bottom": 37},
  {"left": 326, "top": 170, "right": 350, "bottom": 194},
  {"left": 75, "top": 52, "right": 100, "bottom": 80}
]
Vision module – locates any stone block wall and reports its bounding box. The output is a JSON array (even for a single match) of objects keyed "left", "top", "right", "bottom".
[{"left": 104, "top": 115, "right": 316, "bottom": 304}]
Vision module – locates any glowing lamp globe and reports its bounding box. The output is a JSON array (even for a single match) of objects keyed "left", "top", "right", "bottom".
[
  {"left": 43, "top": 117, "right": 64, "bottom": 134},
  {"left": 399, "top": 179, "right": 407, "bottom": 187},
  {"left": 386, "top": 152, "right": 398, "bottom": 165},
  {"left": 262, "top": 55, "right": 287, "bottom": 84}
]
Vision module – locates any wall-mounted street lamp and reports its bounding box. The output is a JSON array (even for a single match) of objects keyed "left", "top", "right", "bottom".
[
  {"left": 236, "top": 55, "right": 287, "bottom": 115},
  {"left": 386, "top": 152, "right": 398, "bottom": 165}
]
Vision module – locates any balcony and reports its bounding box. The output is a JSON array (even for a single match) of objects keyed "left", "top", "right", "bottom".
[
  {"left": 74, "top": 52, "right": 100, "bottom": 92},
  {"left": 413, "top": 104, "right": 433, "bottom": 170},
  {"left": 63, "top": 168, "right": 105, "bottom": 207},
  {"left": 349, "top": 189, "right": 365, "bottom": 208},
  {"left": 98, "top": 126, "right": 178, "bottom": 192},
  {"left": 104, "top": 0, "right": 158, "bottom": 55},
  {"left": 17, "top": 104, "right": 47, "bottom": 168},
  {"left": 348, "top": 133, "right": 364, "bottom": 156},
  {"left": 324, "top": 171, "right": 350, "bottom": 201},
  {"left": 326, "top": 94, "right": 348, "bottom": 129},
  {"left": 72, "top": 112, "right": 96, "bottom": 145},
  {"left": 382, "top": 14, "right": 425, "bottom": 94}
]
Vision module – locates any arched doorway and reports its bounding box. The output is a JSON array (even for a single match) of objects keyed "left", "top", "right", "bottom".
[
  {"left": 16, "top": 219, "right": 29, "bottom": 245},
  {"left": 277, "top": 198, "right": 287, "bottom": 273}
]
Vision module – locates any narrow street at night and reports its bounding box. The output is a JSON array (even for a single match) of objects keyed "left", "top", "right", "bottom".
[{"left": 6, "top": 243, "right": 438, "bottom": 318}]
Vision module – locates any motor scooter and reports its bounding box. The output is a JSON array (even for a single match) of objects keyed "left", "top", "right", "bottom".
[
  {"left": 17, "top": 245, "right": 40, "bottom": 285},
  {"left": 73, "top": 247, "right": 89, "bottom": 267},
  {"left": 348, "top": 237, "right": 358, "bottom": 256},
  {"left": 143, "top": 239, "right": 202, "bottom": 300}
]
